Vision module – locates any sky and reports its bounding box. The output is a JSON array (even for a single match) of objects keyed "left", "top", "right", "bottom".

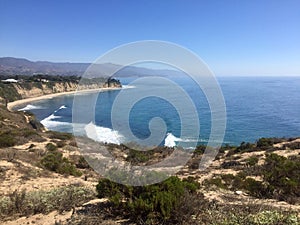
[{"left": 0, "top": 0, "right": 299, "bottom": 76}]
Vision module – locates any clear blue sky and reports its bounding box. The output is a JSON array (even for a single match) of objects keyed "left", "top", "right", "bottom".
[{"left": 0, "top": 0, "right": 299, "bottom": 75}]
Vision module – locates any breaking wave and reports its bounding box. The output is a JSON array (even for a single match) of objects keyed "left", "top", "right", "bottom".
[
  {"left": 164, "top": 133, "right": 182, "bottom": 147},
  {"left": 164, "top": 133, "right": 204, "bottom": 147},
  {"left": 83, "top": 122, "right": 125, "bottom": 145},
  {"left": 40, "top": 105, "right": 69, "bottom": 128},
  {"left": 18, "top": 104, "right": 44, "bottom": 111},
  {"left": 122, "top": 85, "right": 136, "bottom": 89}
]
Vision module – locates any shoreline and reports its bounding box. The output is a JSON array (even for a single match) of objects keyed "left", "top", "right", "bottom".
[{"left": 7, "top": 87, "right": 122, "bottom": 111}]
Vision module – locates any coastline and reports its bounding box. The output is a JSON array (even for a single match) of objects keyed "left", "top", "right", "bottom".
[{"left": 7, "top": 87, "right": 122, "bottom": 111}]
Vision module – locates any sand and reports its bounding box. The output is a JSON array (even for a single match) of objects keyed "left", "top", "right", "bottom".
[{"left": 7, "top": 87, "right": 122, "bottom": 111}]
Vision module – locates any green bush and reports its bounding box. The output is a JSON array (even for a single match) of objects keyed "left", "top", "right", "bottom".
[
  {"left": 41, "top": 150, "right": 82, "bottom": 177},
  {"left": 204, "top": 177, "right": 227, "bottom": 189},
  {"left": 56, "top": 141, "right": 66, "bottom": 148},
  {"left": 0, "top": 131, "right": 16, "bottom": 147},
  {"left": 283, "top": 142, "right": 300, "bottom": 150},
  {"left": 73, "top": 156, "right": 90, "bottom": 169},
  {"left": 235, "top": 141, "right": 255, "bottom": 152},
  {"left": 246, "top": 156, "right": 259, "bottom": 166},
  {"left": 207, "top": 153, "right": 300, "bottom": 203},
  {"left": 96, "top": 176, "right": 199, "bottom": 223},
  {"left": 263, "top": 153, "right": 300, "bottom": 202},
  {"left": 221, "top": 173, "right": 236, "bottom": 186},
  {"left": 243, "top": 178, "right": 270, "bottom": 198},
  {"left": 127, "top": 149, "right": 150, "bottom": 163},
  {"left": 257, "top": 137, "right": 274, "bottom": 148},
  {"left": 47, "top": 131, "right": 73, "bottom": 140},
  {"left": 21, "top": 128, "right": 38, "bottom": 137},
  {"left": 45, "top": 142, "right": 57, "bottom": 151}
]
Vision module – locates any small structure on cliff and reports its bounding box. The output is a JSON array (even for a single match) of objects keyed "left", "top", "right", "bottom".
[{"left": 1, "top": 78, "right": 18, "bottom": 83}]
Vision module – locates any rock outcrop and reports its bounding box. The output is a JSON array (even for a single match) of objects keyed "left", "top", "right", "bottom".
[{"left": 0, "top": 79, "right": 122, "bottom": 103}]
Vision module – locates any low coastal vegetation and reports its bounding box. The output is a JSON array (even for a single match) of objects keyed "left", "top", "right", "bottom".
[
  {"left": 0, "top": 107, "right": 299, "bottom": 224},
  {"left": 204, "top": 152, "right": 300, "bottom": 203},
  {"left": 0, "top": 185, "right": 95, "bottom": 221},
  {"left": 96, "top": 176, "right": 200, "bottom": 224},
  {"left": 40, "top": 146, "right": 82, "bottom": 177}
]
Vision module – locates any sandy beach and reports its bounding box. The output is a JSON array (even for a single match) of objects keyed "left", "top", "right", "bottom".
[{"left": 7, "top": 87, "right": 122, "bottom": 111}]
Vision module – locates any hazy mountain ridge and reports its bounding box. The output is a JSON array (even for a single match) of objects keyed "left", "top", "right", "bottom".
[{"left": 0, "top": 57, "right": 184, "bottom": 77}]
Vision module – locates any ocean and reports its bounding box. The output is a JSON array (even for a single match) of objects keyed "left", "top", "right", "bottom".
[{"left": 17, "top": 76, "right": 300, "bottom": 147}]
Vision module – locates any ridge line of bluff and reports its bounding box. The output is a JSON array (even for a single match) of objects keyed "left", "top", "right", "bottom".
[{"left": 0, "top": 79, "right": 121, "bottom": 104}]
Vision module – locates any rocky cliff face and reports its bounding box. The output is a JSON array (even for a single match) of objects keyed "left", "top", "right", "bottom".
[
  {"left": 13, "top": 82, "right": 79, "bottom": 98},
  {"left": 0, "top": 79, "right": 122, "bottom": 103},
  {"left": 17, "top": 79, "right": 122, "bottom": 99}
]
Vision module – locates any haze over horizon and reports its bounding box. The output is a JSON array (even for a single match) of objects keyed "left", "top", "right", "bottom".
[{"left": 0, "top": 0, "right": 299, "bottom": 76}]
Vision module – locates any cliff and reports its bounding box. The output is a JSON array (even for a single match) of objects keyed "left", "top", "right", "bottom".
[
  {"left": 0, "top": 78, "right": 122, "bottom": 104},
  {"left": 12, "top": 82, "right": 79, "bottom": 99}
]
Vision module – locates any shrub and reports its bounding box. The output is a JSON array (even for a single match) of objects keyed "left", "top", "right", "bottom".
[
  {"left": 0, "top": 131, "right": 16, "bottom": 147},
  {"left": 205, "top": 174, "right": 270, "bottom": 198},
  {"left": 248, "top": 210, "right": 299, "bottom": 225},
  {"left": 213, "top": 153, "right": 300, "bottom": 203},
  {"left": 127, "top": 149, "right": 150, "bottom": 164},
  {"left": 283, "top": 142, "right": 300, "bottom": 150},
  {"left": 47, "top": 131, "right": 73, "bottom": 140},
  {"left": 76, "top": 156, "right": 90, "bottom": 169},
  {"left": 169, "top": 191, "right": 208, "bottom": 224},
  {"left": 262, "top": 153, "right": 300, "bottom": 202},
  {"left": 56, "top": 141, "right": 66, "bottom": 148},
  {"left": 257, "top": 137, "right": 274, "bottom": 148},
  {"left": 194, "top": 145, "right": 206, "bottom": 155},
  {"left": 194, "top": 145, "right": 219, "bottom": 155},
  {"left": 0, "top": 185, "right": 95, "bottom": 220},
  {"left": 21, "top": 128, "right": 38, "bottom": 137},
  {"left": 41, "top": 150, "right": 82, "bottom": 177},
  {"left": 245, "top": 156, "right": 259, "bottom": 166},
  {"left": 212, "top": 209, "right": 300, "bottom": 225},
  {"left": 221, "top": 160, "right": 241, "bottom": 169},
  {"left": 221, "top": 173, "right": 236, "bottom": 185},
  {"left": 45, "top": 142, "right": 57, "bottom": 151},
  {"left": 96, "top": 176, "right": 199, "bottom": 223},
  {"left": 204, "top": 177, "right": 226, "bottom": 189},
  {"left": 235, "top": 141, "right": 256, "bottom": 153},
  {"left": 243, "top": 178, "right": 270, "bottom": 198}
]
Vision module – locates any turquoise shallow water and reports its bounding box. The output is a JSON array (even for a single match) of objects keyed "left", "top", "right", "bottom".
[{"left": 17, "top": 76, "right": 300, "bottom": 147}]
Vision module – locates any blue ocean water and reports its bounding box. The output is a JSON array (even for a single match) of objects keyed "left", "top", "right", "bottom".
[{"left": 17, "top": 76, "right": 300, "bottom": 147}]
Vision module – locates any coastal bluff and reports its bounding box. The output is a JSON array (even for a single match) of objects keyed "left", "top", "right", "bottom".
[{"left": 0, "top": 77, "right": 122, "bottom": 106}]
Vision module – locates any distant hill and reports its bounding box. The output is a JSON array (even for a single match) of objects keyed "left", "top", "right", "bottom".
[{"left": 0, "top": 57, "right": 184, "bottom": 77}]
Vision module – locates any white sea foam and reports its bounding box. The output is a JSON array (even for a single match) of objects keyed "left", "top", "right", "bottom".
[
  {"left": 40, "top": 104, "right": 123, "bottom": 144},
  {"left": 40, "top": 114, "right": 68, "bottom": 128},
  {"left": 40, "top": 105, "right": 69, "bottom": 128},
  {"left": 18, "top": 104, "right": 44, "bottom": 111},
  {"left": 84, "top": 122, "right": 124, "bottom": 145},
  {"left": 122, "top": 85, "right": 136, "bottom": 89},
  {"left": 53, "top": 105, "right": 67, "bottom": 113},
  {"left": 164, "top": 133, "right": 203, "bottom": 147},
  {"left": 164, "top": 133, "right": 182, "bottom": 147},
  {"left": 59, "top": 105, "right": 67, "bottom": 109}
]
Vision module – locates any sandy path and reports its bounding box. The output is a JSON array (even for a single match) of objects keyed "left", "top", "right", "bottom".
[{"left": 7, "top": 87, "right": 122, "bottom": 111}]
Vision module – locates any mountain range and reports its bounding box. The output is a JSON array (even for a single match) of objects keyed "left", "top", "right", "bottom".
[{"left": 0, "top": 57, "right": 184, "bottom": 77}]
